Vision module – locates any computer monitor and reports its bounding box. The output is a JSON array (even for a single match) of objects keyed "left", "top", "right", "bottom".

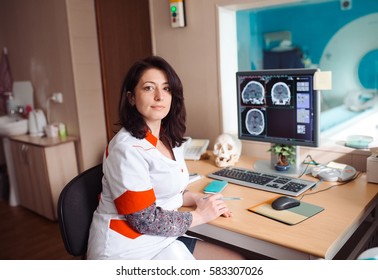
[{"left": 236, "top": 68, "right": 321, "bottom": 175}]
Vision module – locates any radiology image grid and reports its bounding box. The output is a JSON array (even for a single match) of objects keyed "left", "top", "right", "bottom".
[{"left": 238, "top": 73, "right": 316, "bottom": 144}]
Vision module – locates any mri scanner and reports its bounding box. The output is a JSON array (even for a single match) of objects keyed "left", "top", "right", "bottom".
[
  {"left": 319, "top": 12, "right": 378, "bottom": 133},
  {"left": 319, "top": 13, "right": 378, "bottom": 113},
  {"left": 319, "top": 13, "right": 378, "bottom": 147}
]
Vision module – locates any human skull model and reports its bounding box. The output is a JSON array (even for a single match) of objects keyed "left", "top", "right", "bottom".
[{"left": 213, "top": 133, "right": 242, "bottom": 167}]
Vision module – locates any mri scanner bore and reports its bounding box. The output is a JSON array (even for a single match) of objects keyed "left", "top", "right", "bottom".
[
  {"left": 319, "top": 13, "right": 378, "bottom": 112},
  {"left": 319, "top": 12, "right": 378, "bottom": 131}
]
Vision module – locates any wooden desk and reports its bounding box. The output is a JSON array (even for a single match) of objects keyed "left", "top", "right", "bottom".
[{"left": 183, "top": 154, "right": 378, "bottom": 260}]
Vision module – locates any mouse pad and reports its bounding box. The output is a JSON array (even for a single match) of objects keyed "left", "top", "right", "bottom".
[{"left": 248, "top": 197, "right": 324, "bottom": 225}]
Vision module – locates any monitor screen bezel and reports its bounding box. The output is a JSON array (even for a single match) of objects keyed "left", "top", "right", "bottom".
[{"left": 236, "top": 68, "right": 320, "bottom": 148}]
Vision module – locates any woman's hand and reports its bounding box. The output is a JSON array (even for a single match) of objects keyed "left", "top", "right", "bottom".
[{"left": 190, "top": 193, "right": 233, "bottom": 228}]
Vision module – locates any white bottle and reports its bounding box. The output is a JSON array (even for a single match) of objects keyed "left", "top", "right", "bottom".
[{"left": 5, "top": 92, "right": 16, "bottom": 115}]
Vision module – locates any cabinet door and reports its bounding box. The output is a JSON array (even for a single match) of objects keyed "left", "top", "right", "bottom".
[
  {"left": 11, "top": 142, "right": 55, "bottom": 220},
  {"left": 44, "top": 142, "right": 78, "bottom": 219}
]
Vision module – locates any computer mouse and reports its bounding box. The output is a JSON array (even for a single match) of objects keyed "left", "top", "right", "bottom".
[{"left": 271, "top": 196, "right": 300, "bottom": 210}]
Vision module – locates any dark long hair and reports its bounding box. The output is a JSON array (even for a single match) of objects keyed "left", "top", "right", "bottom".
[{"left": 119, "top": 56, "right": 186, "bottom": 148}]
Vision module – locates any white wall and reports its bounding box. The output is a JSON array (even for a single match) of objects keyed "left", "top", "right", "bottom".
[{"left": 150, "top": 0, "right": 221, "bottom": 142}]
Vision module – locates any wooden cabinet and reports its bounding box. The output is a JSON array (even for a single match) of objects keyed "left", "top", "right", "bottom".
[{"left": 10, "top": 136, "right": 78, "bottom": 220}]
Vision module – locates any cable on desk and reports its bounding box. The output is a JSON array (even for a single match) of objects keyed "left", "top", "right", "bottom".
[
  {"left": 302, "top": 154, "right": 319, "bottom": 166},
  {"left": 298, "top": 171, "right": 362, "bottom": 201},
  {"left": 297, "top": 154, "right": 319, "bottom": 178}
]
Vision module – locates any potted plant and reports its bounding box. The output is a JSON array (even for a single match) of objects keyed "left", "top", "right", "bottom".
[{"left": 268, "top": 144, "right": 296, "bottom": 171}]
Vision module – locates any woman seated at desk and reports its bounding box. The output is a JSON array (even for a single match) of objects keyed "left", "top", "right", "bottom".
[{"left": 87, "top": 56, "right": 244, "bottom": 260}]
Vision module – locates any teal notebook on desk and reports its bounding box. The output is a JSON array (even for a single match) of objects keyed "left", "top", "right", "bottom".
[{"left": 248, "top": 198, "right": 324, "bottom": 225}]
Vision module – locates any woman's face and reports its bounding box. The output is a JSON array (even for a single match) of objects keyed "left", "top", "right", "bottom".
[{"left": 132, "top": 68, "right": 172, "bottom": 127}]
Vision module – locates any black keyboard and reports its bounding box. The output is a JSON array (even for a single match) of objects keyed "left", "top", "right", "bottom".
[{"left": 207, "top": 167, "right": 316, "bottom": 197}]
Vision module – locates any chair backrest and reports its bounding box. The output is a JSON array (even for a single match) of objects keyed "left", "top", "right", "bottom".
[{"left": 57, "top": 164, "right": 103, "bottom": 257}]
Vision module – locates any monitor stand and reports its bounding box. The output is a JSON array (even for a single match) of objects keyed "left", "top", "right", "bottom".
[{"left": 253, "top": 145, "right": 307, "bottom": 177}]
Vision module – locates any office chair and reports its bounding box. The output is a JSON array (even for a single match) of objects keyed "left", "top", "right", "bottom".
[{"left": 57, "top": 164, "right": 103, "bottom": 258}]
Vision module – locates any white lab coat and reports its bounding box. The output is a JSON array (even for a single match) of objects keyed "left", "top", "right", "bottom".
[{"left": 87, "top": 128, "right": 194, "bottom": 260}]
